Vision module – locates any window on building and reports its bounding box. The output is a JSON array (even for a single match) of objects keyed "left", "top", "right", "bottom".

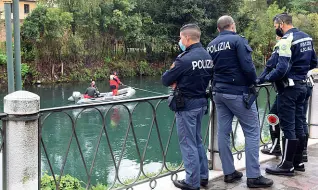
[{"left": 24, "top": 4, "right": 30, "bottom": 14}]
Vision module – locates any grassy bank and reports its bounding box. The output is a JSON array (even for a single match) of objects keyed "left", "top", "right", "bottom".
[{"left": 0, "top": 59, "right": 168, "bottom": 87}]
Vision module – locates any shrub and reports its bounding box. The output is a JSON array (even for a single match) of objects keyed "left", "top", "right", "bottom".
[
  {"left": 21, "top": 63, "right": 30, "bottom": 77},
  {"left": 41, "top": 173, "right": 84, "bottom": 190},
  {"left": 0, "top": 53, "right": 7, "bottom": 65}
]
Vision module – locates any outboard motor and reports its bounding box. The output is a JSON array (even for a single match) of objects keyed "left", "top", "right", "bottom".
[
  {"left": 72, "top": 91, "right": 81, "bottom": 103},
  {"left": 68, "top": 91, "right": 82, "bottom": 102}
]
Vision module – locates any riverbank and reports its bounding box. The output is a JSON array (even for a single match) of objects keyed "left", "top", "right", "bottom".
[
  {"left": 0, "top": 61, "right": 267, "bottom": 88},
  {"left": 0, "top": 60, "right": 168, "bottom": 87}
]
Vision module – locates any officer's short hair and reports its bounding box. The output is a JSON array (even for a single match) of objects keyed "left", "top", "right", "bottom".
[
  {"left": 273, "top": 13, "right": 292, "bottom": 25},
  {"left": 180, "top": 23, "right": 201, "bottom": 41},
  {"left": 217, "top": 15, "right": 235, "bottom": 32}
]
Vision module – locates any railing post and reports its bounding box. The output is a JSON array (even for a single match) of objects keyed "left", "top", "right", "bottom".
[
  {"left": 208, "top": 100, "right": 222, "bottom": 171},
  {"left": 310, "top": 74, "right": 318, "bottom": 138},
  {"left": 13, "top": 0, "right": 22, "bottom": 91},
  {"left": 3, "top": 91, "right": 40, "bottom": 190},
  {"left": 4, "top": 0, "right": 15, "bottom": 93}
]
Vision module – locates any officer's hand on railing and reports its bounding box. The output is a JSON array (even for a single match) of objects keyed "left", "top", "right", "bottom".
[
  {"left": 170, "top": 82, "right": 177, "bottom": 90},
  {"left": 255, "top": 78, "right": 265, "bottom": 85}
]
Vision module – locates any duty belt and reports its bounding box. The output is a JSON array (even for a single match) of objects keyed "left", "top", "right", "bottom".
[{"left": 293, "top": 80, "right": 306, "bottom": 85}]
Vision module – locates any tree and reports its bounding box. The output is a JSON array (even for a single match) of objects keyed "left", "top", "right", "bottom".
[
  {"left": 289, "top": 0, "right": 318, "bottom": 13},
  {"left": 292, "top": 13, "right": 318, "bottom": 50},
  {"left": 243, "top": 3, "right": 286, "bottom": 66},
  {"left": 21, "top": 5, "right": 48, "bottom": 62},
  {"left": 21, "top": 6, "right": 73, "bottom": 79},
  {"left": 98, "top": 0, "right": 144, "bottom": 58}
]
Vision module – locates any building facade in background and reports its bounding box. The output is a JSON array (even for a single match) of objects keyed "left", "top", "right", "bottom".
[{"left": 0, "top": 0, "right": 37, "bottom": 41}]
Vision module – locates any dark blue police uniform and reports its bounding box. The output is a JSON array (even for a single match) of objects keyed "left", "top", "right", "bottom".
[
  {"left": 207, "top": 31, "right": 261, "bottom": 178},
  {"left": 264, "top": 28, "right": 317, "bottom": 139},
  {"left": 265, "top": 28, "right": 317, "bottom": 175},
  {"left": 162, "top": 42, "right": 213, "bottom": 189},
  {"left": 258, "top": 43, "right": 282, "bottom": 156}
]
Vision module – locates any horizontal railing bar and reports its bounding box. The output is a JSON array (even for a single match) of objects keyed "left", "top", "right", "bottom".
[
  {"left": 116, "top": 168, "right": 185, "bottom": 190},
  {"left": 39, "top": 95, "right": 170, "bottom": 113},
  {"left": 39, "top": 84, "right": 272, "bottom": 113},
  {"left": 0, "top": 113, "right": 7, "bottom": 118},
  {"left": 0, "top": 83, "right": 274, "bottom": 189}
]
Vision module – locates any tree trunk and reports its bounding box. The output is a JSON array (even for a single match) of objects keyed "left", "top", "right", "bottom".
[
  {"left": 124, "top": 41, "right": 128, "bottom": 60},
  {"left": 52, "top": 63, "right": 55, "bottom": 81},
  {"left": 61, "top": 61, "right": 64, "bottom": 76}
]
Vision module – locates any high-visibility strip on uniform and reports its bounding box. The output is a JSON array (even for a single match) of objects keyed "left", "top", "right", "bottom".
[{"left": 291, "top": 37, "right": 313, "bottom": 46}]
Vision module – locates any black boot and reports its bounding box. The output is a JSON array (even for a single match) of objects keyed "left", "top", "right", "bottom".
[
  {"left": 261, "top": 124, "right": 281, "bottom": 156},
  {"left": 294, "top": 135, "right": 305, "bottom": 172},
  {"left": 303, "top": 133, "right": 309, "bottom": 162},
  {"left": 265, "top": 137, "right": 298, "bottom": 176},
  {"left": 247, "top": 176, "right": 274, "bottom": 188},
  {"left": 173, "top": 180, "right": 199, "bottom": 190},
  {"left": 224, "top": 170, "right": 243, "bottom": 183}
]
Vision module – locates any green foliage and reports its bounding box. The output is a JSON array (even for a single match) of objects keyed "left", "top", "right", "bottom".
[
  {"left": 21, "top": 5, "right": 73, "bottom": 80},
  {"left": 41, "top": 173, "right": 84, "bottom": 190},
  {"left": 91, "top": 183, "right": 108, "bottom": 190},
  {"left": 137, "top": 60, "right": 150, "bottom": 75},
  {"left": 0, "top": 53, "right": 7, "bottom": 65},
  {"left": 108, "top": 60, "right": 136, "bottom": 77},
  {"left": 4, "top": 0, "right": 314, "bottom": 85},
  {"left": 43, "top": 8, "right": 73, "bottom": 40},
  {"left": 21, "top": 5, "right": 47, "bottom": 44},
  {"left": 93, "top": 64, "right": 110, "bottom": 80},
  {"left": 289, "top": 0, "right": 318, "bottom": 13},
  {"left": 242, "top": 3, "right": 286, "bottom": 66},
  {"left": 100, "top": 0, "right": 144, "bottom": 44},
  {"left": 21, "top": 63, "right": 30, "bottom": 77},
  {"left": 40, "top": 166, "right": 183, "bottom": 190},
  {"left": 236, "top": 1, "right": 318, "bottom": 67},
  {"left": 292, "top": 12, "right": 318, "bottom": 50},
  {"left": 69, "top": 70, "right": 91, "bottom": 82},
  {"left": 104, "top": 56, "right": 112, "bottom": 64}
]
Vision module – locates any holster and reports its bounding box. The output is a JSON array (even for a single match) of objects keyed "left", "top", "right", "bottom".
[
  {"left": 168, "top": 88, "right": 185, "bottom": 111},
  {"left": 175, "top": 89, "right": 185, "bottom": 110},
  {"left": 273, "top": 78, "right": 289, "bottom": 94},
  {"left": 243, "top": 85, "right": 258, "bottom": 109}
]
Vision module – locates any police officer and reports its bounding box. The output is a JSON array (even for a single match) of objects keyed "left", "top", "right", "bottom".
[
  {"left": 207, "top": 15, "right": 273, "bottom": 188},
  {"left": 161, "top": 24, "right": 212, "bottom": 190},
  {"left": 264, "top": 13, "right": 317, "bottom": 176},
  {"left": 258, "top": 36, "right": 283, "bottom": 156}
]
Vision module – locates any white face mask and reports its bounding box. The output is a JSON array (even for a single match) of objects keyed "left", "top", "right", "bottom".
[{"left": 178, "top": 40, "right": 186, "bottom": 51}]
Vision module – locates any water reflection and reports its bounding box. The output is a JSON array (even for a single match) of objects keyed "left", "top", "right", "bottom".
[{"left": 40, "top": 100, "right": 187, "bottom": 186}]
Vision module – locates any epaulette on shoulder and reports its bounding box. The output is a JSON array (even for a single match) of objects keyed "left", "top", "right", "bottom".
[
  {"left": 177, "top": 51, "right": 188, "bottom": 58},
  {"left": 239, "top": 35, "right": 246, "bottom": 38}
]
